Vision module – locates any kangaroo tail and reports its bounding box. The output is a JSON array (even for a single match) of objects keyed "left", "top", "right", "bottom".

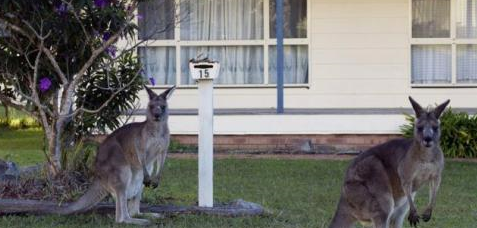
[
  {"left": 0, "top": 180, "right": 109, "bottom": 215},
  {"left": 52, "top": 180, "right": 109, "bottom": 214}
]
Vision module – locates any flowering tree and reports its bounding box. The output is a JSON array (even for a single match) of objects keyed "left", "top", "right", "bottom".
[{"left": 0, "top": 0, "right": 176, "bottom": 175}]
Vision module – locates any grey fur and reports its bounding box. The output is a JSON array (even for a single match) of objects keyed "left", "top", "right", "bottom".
[
  {"left": 46, "top": 85, "right": 175, "bottom": 225},
  {"left": 329, "top": 97, "right": 450, "bottom": 228}
]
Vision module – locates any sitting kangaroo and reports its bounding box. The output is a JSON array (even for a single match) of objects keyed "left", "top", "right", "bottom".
[
  {"left": 46, "top": 85, "right": 175, "bottom": 225},
  {"left": 329, "top": 97, "right": 450, "bottom": 228}
]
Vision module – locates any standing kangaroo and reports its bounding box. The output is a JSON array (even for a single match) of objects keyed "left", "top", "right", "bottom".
[
  {"left": 12, "top": 85, "right": 175, "bottom": 225},
  {"left": 329, "top": 97, "right": 450, "bottom": 228}
]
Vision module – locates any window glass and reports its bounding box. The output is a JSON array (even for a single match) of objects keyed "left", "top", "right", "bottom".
[
  {"left": 269, "top": 45, "right": 308, "bottom": 84},
  {"left": 456, "top": 0, "right": 477, "bottom": 38},
  {"left": 138, "top": 0, "right": 175, "bottom": 40},
  {"left": 412, "top": 0, "right": 450, "bottom": 38},
  {"left": 181, "top": 46, "right": 264, "bottom": 84},
  {"left": 411, "top": 45, "right": 452, "bottom": 84},
  {"left": 138, "top": 47, "right": 176, "bottom": 85},
  {"left": 180, "top": 0, "right": 264, "bottom": 40},
  {"left": 270, "top": 0, "right": 307, "bottom": 38},
  {"left": 457, "top": 44, "right": 477, "bottom": 83}
]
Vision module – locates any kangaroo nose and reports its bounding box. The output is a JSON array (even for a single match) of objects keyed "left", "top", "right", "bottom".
[{"left": 424, "top": 137, "right": 432, "bottom": 143}]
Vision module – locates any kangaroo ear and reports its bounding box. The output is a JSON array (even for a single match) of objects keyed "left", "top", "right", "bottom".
[
  {"left": 409, "top": 96, "right": 424, "bottom": 118},
  {"left": 159, "top": 85, "right": 176, "bottom": 100},
  {"left": 434, "top": 99, "right": 450, "bottom": 119},
  {"left": 144, "top": 85, "right": 157, "bottom": 99}
]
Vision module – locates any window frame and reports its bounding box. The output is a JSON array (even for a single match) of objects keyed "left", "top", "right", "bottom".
[
  {"left": 410, "top": 0, "right": 477, "bottom": 88},
  {"left": 137, "top": 0, "right": 311, "bottom": 88}
]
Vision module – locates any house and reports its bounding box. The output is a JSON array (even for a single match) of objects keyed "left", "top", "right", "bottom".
[{"left": 130, "top": 0, "right": 477, "bottom": 153}]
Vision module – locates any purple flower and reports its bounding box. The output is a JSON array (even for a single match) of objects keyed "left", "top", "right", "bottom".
[
  {"left": 94, "top": 0, "right": 109, "bottom": 8},
  {"left": 149, "top": 77, "right": 156, "bottom": 86},
  {"left": 102, "top": 32, "right": 111, "bottom": 42},
  {"left": 106, "top": 45, "right": 117, "bottom": 57},
  {"left": 39, "top": 77, "right": 52, "bottom": 92},
  {"left": 55, "top": 3, "right": 68, "bottom": 15}
]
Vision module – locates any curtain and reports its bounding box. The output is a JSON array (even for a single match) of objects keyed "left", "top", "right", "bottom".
[
  {"left": 138, "top": 0, "right": 175, "bottom": 40},
  {"left": 138, "top": 47, "right": 176, "bottom": 85},
  {"left": 412, "top": 0, "right": 450, "bottom": 38},
  {"left": 180, "top": 0, "right": 263, "bottom": 40},
  {"left": 179, "top": 0, "right": 264, "bottom": 84},
  {"left": 181, "top": 46, "right": 264, "bottom": 85},
  {"left": 269, "top": 46, "right": 308, "bottom": 84},
  {"left": 457, "top": 44, "right": 477, "bottom": 83},
  {"left": 269, "top": 0, "right": 307, "bottom": 38},
  {"left": 411, "top": 45, "right": 452, "bottom": 84},
  {"left": 456, "top": 0, "right": 477, "bottom": 38}
]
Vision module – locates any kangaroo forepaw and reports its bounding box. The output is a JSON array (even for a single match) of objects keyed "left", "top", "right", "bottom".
[
  {"left": 421, "top": 208, "right": 432, "bottom": 222},
  {"left": 408, "top": 210, "right": 420, "bottom": 227}
]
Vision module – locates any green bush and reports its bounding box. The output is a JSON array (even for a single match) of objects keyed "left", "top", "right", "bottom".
[
  {"left": 0, "top": 117, "right": 40, "bottom": 129},
  {"left": 400, "top": 108, "right": 477, "bottom": 158}
]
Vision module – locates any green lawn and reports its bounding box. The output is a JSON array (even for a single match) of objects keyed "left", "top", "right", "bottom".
[{"left": 0, "top": 129, "right": 476, "bottom": 227}]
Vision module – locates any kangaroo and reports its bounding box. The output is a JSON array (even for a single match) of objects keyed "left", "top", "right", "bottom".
[
  {"left": 329, "top": 97, "right": 450, "bottom": 228},
  {"left": 3, "top": 85, "right": 176, "bottom": 225}
]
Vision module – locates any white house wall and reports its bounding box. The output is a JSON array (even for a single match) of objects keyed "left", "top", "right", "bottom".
[{"left": 132, "top": 0, "right": 477, "bottom": 134}]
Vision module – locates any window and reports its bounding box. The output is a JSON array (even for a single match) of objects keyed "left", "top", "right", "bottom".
[
  {"left": 411, "top": 0, "right": 477, "bottom": 85},
  {"left": 138, "top": 0, "right": 309, "bottom": 86}
]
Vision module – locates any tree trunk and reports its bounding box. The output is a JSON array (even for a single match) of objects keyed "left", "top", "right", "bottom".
[
  {"left": 47, "top": 131, "right": 61, "bottom": 176},
  {"left": 3, "top": 102, "right": 9, "bottom": 121}
]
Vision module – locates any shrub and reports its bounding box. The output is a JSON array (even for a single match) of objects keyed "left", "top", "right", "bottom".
[
  {"left": 0, "top": 117, "right": 40, "bottom": 129},
  {"left": 400, "top": 108, "right": 477, "bottom": 158}
]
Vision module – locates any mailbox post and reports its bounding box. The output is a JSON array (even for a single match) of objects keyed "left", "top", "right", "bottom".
[{"left": 189, "top": 59, "right": 220, "bottom": 208}]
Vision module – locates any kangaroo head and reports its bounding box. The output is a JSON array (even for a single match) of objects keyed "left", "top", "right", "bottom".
[
  {"left": 409, "top": 96, "right": 450, "bottom": 149},
  {"left": 144, "top": 85, "right": 176, "bottom": 122}
]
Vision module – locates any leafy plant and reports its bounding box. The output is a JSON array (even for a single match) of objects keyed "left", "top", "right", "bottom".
[
  {"left": 400, "top": 108, "right": 477, "bottom": 158},
  {"left": 73, "top": 52, "right": 144, "bottom": 138}
]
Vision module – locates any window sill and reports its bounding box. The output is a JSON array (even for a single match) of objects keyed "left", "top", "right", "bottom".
[
  {"left": 148, "top": 84, "right": 310, "bottom": 89},
  {"left": 411, "top": 83, "right": 477, "bottom": 88}
]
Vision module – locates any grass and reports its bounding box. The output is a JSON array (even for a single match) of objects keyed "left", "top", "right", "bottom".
[
  {"left": 0, "top": 105, "right": 30, "bottom": 119},
  {"left": 1, "top": 129, "right": 477, "bottom": 227}
]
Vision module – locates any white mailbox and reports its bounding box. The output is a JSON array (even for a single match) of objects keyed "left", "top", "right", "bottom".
[{"left": 189, "top": 60, "right": 220, "bottom": 80}]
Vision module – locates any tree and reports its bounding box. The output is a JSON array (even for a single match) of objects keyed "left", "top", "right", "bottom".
[{"left": 0, "top": 0, "right": 176, "bottom": 175}]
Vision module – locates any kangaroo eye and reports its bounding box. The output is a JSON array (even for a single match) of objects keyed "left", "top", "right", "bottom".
[{"left": 417, "top": 126, "right": 424, "bottom": 131}]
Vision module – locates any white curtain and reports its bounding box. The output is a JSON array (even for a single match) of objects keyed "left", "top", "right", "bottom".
[
  {"left": 181, "top": 46, "right": 264, "bottom": 85},
  {"left": 412, "top": 0, "right": 451, "bottom": 38},
  {"left": 180, "top": 0, "right": 263, "bottom": 40},
  {"left": 412, "top": 45, "right": 452, "bottom": 84},
  {"left": 179, "top": 0, "right": 264, "bottom": 84},
  {"left": 457, "top": 45, "right": 477, "bottom": 83},
  {"left": 138, "top": 0, "right": 175, "bottom": 40},
  {"left": 456, "top": 0, "right": 477, "bottom": 38},
  {"left": 269, "top": 46, "right": 308, "bottom": 84},
  {"left": 138, "top": 47, "right": 176, "bottom": 85}
]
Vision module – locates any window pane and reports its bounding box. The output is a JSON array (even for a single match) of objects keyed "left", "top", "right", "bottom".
[
  {"left": 270, "top": 0, "right": 307, "bottom": 38},
  {"left": 138, "top": 47, "right": 176, "bottom": 85},
  {"left": 269, "top": 45, "right": 308, "bottom": 84},
  {"left": 457, "top": 44, "right": 477, "bottom": 83},
  {"left": 411, "top": 45, "right": 451, "bottom": 84},
  {"left": 181, "top": 46, "right": 264, "bottom": 84},
  {"left": 180, "top": 0, "right": 263, "bottom": 40},
  {"left": 412, "top": 0, "right": 450, "bottom": 38},
  {"left": 138, "top": 0, "right": 175, "bottom": 40},
  {"left": 457, "top": 0, "right": 477, "bottom": 38}
]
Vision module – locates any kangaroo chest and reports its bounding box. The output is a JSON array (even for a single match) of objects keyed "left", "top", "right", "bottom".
[{"left": 412, "top": 161, "right": 440, "bottom": 190}]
